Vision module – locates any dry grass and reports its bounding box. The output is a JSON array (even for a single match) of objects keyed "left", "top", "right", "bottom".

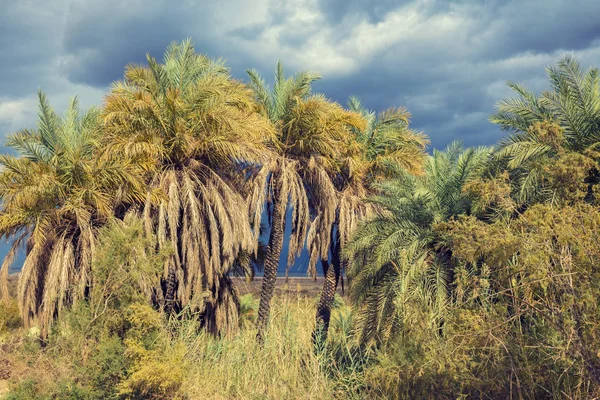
[
  {"left": 5, "top": 274, "right": 17, "bottom": 298},
  {"left": 1, "top": 293, "right": 353, "bottom": 399},
  {"left": 182, "top": 295, "right": 334, "bottom": 399}
]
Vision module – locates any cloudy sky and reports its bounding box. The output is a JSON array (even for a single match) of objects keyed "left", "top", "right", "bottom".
[{"left": 2, "top": 0, "right": 600, "bottom": 150}]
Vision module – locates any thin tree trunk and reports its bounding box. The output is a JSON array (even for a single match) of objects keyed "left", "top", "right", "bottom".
[
  {"left": 313, "top": 241, "right": 341, "bottom": 344},
  {"left": 164, "top": 261, "right": 177, "bottom": 314},
  {"left": 256, "top": 194, "right": 285, "bottom": 343}
]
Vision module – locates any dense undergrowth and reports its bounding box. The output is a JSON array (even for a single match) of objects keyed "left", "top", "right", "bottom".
[
  {"left": 1, "top": 294, "right": 364, "bottom": 398},
  {"left": 0, "top": 218, "right": 365, "bottom": 399},
  {"left": 3, "top": 213, "right": 599, "bottom": 399}
]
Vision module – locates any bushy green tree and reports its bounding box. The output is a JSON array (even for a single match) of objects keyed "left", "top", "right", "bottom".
[{"left": 345, "top": 142, "right": 491, "bottom": 345}]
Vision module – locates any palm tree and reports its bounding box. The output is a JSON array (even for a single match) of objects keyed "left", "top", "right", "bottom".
[
  {"left": 313, "top": 96, "right": 429, "bottom": 341},
  {"left": 103, "top": 40, "right": 273, "bottom": 336},
  {"left": 490, "top": 55, "right": 600, "bottom": 203},
  {"left": 246, "top": 62, "right": 366, "bottom": 342},
  {"left": 345, "top": 142, "right": 491, "bottom": 345},
  {"left": 0, "top": 92, "right": 144, "bottom": 336}
]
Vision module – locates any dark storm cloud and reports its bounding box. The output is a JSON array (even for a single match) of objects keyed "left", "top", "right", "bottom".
[
  {"left": 0, "top": 1, "right": 62, "bottom": 97},
  {"left": 315, "top": 0, "right": 600, "bottom": 57},
  {"left": 474, "top": 0, "right": 598, "bottom": 58},
  {"left": 60, "top": 0, "right": 219, "bottom": 87},
  {"left": 1, "top": 0, "right": 600, "bottom": 150},
  {"left": 59, "top": 0, "right": 277, "bottom": 87},
  {"left": 306, "top": 0, "right": 600, "bottom": 147}
]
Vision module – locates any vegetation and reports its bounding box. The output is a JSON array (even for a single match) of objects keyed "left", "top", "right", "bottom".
[
  {"left": 491, "top": 55, "right": 600, "bottom": 203},
  {"left": 314, "top": 96, "right": 428, "bottom": 342},
  {"left": 103, "top": 40, "right": 272, "bottom": 336},
  {"left": 246, "top": 62, "right": 365, "bottom": 342},
  {"left": 345, "top": 142, "right": 491, "bottom": 346},
  {"left": 0, "top": 93, "right": 145, "bottom": 337},
  {"left": 1, "top": 42, "right": 600, "bottom": 398}
]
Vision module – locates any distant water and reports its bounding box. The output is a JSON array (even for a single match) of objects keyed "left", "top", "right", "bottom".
[
  {"left": 0, "top": 239, "right": 25, "bottom": 273},
  {"left": 260, "top": 203, "right": 324, "bottom": 277}
]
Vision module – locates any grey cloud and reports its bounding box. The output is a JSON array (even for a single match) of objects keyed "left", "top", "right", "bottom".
[
  {"left": 1, "top": 0, "right": 600, "bottom": 151},
  {"left": 59, "top": 0, "right": 273, "bottom": 87},
  {"left": 306, "top": 0, "right": 600, "bottom": 148},
  {"left": 317, "top": 0, "right": 412, "bottom": 24},
  {"left": 60, "top": 0, "right": 215, "bottom": 87},
  {"left": 230, "top": 24, "right": 266, "bottom": 41},
  {"left": 0, "top": 1, "right": 62, "bottom": 96},
  {"left": 475, "top": 0, "right": 600, "bottom": 60}
]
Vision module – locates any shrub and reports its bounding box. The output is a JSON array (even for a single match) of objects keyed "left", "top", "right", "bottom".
[{"left": 0, "top": 299, "right": 21, "bottom": 333}]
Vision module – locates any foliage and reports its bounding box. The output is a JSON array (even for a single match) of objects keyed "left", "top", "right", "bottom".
[
  {"left": 419, "top": 202, "right": 600, "bottom": 398},
  {"left": 0, "top": 298, "right": 21, "bottom": 334},
  {"left": 238, "top": 293, "right": 259, "bottom": 327},
  {"left": 345, "top": 142, "right": 491, "bottom": 345},
  {"left": 345, "top": 95, "right": 429, "bottom": 180},
  {"left": 4, "top": 296, "right": 349, "bottom": 399},
  {"left": 3, "top": 216, "right": 180, "bottom": 399},
  {"left": 4, "top": 48, "right": 600, "bottom": 399},
  {"left": 491, "top": 56, "right": 600, "bottom": 149},
  {"left": 0, "top": 92, "right": 145, "bottom": 336},
  {"left": 2, "top": 216, "right": 360, "bottom": 400},
  {"left": 335, "top": 95, "right": 429, "bottom": 249},
  {"left": 491, "top": 55, "right": 600, "bottom": 203},
  {"left": 103, "top": 39, "right": 273, "bottom": 336}
]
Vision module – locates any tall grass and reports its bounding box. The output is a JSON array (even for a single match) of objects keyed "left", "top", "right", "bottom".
[
  {"left": 1, "top": 293, "right": 367, "bottom": 399},
  {"left": 183, "top": 295, "right": 334, "bottom": 399},
  {"left": 1, "top": 217, "right": 368, "bottom": 399}
]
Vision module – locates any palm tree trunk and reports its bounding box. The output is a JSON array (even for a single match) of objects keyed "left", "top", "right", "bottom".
[
  {"left": 256, "top": 195, "right": 285, "bottom": 343},
  {"left": 164, "top": 262, "right": 177, "bottom": 314},
  {"left": 313, "top": 242, "right": 341, "bottom": 344}
]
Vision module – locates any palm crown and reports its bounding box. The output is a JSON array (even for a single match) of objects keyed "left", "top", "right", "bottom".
[
  {"left": 345, "top": 95, "right": 428, "bottom": 184},
  {"left": 0, "top": 92, "right": 144, "bottom": 334},
  {"left": 345, "top": 142, "right": 491, "bottom": 345},
  {"left": 491, "top": 56, "right": 600, "bottom": 203},
  {"left": 103, "top": 40, "right": 273, "bottom": 335}
]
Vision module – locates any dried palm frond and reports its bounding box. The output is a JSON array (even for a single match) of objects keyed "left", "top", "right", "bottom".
[
  {"left": 0, "top": 92, "right": 145, "bottom": 335},
  {"left": 104, "top": 39, "right": 274, "bottom": 335}
]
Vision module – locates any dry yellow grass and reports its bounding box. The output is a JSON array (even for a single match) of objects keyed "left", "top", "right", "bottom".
[
  {"left": 182, "top": 295, "right": 334, "bottom": 399},
  {"left": 1, "top": 294, "right": 350, "bottom": 399}
]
